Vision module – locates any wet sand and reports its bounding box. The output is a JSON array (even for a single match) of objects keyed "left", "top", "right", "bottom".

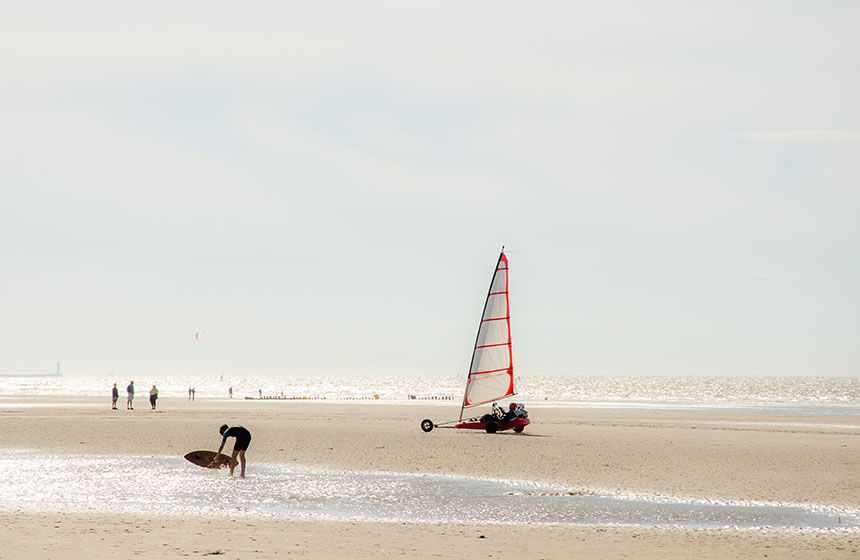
[{"left": 2, "top": 396, "right": 859, "bottom": 558}]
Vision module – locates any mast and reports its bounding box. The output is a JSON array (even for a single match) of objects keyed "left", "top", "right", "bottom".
[{"left": 460, "top": 246, "right": 513, "bottom": 421}]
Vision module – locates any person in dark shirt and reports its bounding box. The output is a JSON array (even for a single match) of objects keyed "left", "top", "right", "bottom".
[
  {"left": 502, "top": 402, "right": 527, "bottom": 421},
  {"left": 214, "top": 424, "right": 252, "bottom": 477}
]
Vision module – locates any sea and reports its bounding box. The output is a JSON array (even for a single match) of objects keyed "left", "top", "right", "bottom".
[{"left": 1, "top": 374, "right": 860, "bottom": 416}]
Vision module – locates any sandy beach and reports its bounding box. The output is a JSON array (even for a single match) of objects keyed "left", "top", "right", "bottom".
[{"left": 2, "top": 396, "right": 859, "bottom": 559}]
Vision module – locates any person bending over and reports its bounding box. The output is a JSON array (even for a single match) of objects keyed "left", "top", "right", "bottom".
[{"left": 214, "top": 424, "right": 252, "bottom": 477}]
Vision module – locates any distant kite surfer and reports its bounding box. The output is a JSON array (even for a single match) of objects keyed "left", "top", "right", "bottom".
[{"left": 213, "top": 424, "right": 252, "bottom": 477}]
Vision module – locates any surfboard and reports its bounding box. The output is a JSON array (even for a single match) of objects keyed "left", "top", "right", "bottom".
[{"left": 184, "top": 450, "right": 233, "bottom": 469}]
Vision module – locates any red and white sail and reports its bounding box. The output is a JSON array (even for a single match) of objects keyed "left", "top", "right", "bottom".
[{"left": 462, "top": 249, "right": 514, "bottom": 415}]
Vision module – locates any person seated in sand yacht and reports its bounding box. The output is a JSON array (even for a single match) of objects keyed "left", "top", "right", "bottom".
[
  {"left": 501, "top": 402, "right": 527, "bottom": 421},
  {"left": 479, "top": 402, "right": 526, "bottom": 423}
]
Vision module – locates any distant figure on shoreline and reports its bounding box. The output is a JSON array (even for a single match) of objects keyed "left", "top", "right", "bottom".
[
  {"left": 229, "top": 386, "right": 233, "bottom": 399},
  {"left": 126, "top": 381, "right": 135, "bottom": 410},
  {"left": 213, "top": 424, "right": 252, "bottom": 477},
  {"left": 150, "top": 385, "right": 159, "bottom": 410},
  {"left": 191, "top": 387, "right": 195, "bottom": 401},
  {"left": 111, "top": 383, "right": 118, "bottom": 410}
]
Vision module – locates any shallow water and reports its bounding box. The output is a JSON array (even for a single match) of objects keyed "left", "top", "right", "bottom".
[{"left": 0, "top": 455, "right": 855, "bottom": 530}]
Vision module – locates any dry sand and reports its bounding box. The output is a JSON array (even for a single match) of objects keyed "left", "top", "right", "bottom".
[{"left": 2, "top": 396, "right": 859, "bottom": 559}]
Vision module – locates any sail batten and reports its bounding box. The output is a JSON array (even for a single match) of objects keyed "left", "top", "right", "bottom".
[
  {"left": 470, "top": 367, "right": 511, "bottom": 375},
  {"left": 461, "top": 249, "right": 514, "bottom": 419}
]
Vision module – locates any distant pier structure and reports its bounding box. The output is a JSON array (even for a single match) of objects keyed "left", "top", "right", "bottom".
[{"left": 0, "top": 362, "right": 63, "bottom": 378}]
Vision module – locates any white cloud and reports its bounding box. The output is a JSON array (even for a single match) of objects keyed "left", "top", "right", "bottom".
[
  {"left": 232, "top": 108, "right": 530, "bottom": 207},
  {"left": 714, "top": 273, "right": 800, "bottom": 279},
  {"left": 733, "top": 130, "right": 860, "bottom": 143},
  {"left": 0, "top": 103, "right": 265, "bottom": 220}
]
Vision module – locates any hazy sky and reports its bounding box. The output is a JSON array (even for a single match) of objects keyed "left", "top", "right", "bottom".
[{"left": 2, "top": 1, "right": 858, "bottom": 377}]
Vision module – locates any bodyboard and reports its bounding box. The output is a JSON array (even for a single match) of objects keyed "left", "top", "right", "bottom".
[{"left": 184, "top": 450, "right": 233, "bottom": 469}]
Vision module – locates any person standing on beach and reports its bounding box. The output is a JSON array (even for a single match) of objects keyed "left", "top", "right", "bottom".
[
  {"left": 111, "top": 383, "right": 118, "bottom": 410},
  {"left": 149, "top": 384, "right": 158, "bottom": 410},
  {"left": 126, "top": 381, "right": 135, "bottom": 410},
  {"left": 213, "top": 424, "right": 251, "bottom": 477}
]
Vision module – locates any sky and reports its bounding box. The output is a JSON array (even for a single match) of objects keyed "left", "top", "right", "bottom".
[{"left": 1, "top": 1, "right": 858, "bottom": 378}]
